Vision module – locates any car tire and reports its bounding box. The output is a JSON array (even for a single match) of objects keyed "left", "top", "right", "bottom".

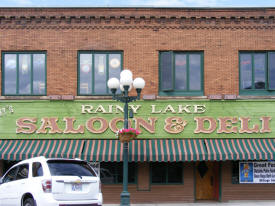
[{"left": 23, "top": 197, "right": 36, "bottom": 206}]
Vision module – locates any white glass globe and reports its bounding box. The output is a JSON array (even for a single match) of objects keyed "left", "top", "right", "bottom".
[
  {"left": 120, "top": 76, "right": 133, "bottom": 86},
  {"left": 120, "top": 69, "right": 133, "bottom": 78},
  {"left": 133, "top": 77, "right": 145, "bottom": 89},
  {"left": 107, "top": 78, "right": 120, "bottom": 89}
]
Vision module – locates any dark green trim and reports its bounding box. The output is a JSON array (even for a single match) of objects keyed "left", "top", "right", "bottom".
[
  {"left": 16, "top": 54, "right": 19, "bottom": 94},
  {"left": 2, "top": 51, "right": 47, "bottom": 96},
  {"left": 77, "top": 51, "right": 123, "bottom": 96},
  {"left": 159, "top": 51, "right": 204, "bottom": 96},
  {"left": 219, "top": 162, "right": 222, "bottom": 202},
  {"left": 194, "top": 162, "right": 197, "bottom": 201},
  {"left": 239, "top": 51, "right": 275, "bottom": 95},
  {"left": 30, "top": 54, "right": 33, "bottom": 94}
]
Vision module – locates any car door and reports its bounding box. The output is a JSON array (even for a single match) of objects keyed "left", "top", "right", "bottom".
[
  {"left": 13, "top": 164, "right": 30, "bottom": 205},
  {"left": 0, "top": 166, "right": 18, "bottom": 206}
]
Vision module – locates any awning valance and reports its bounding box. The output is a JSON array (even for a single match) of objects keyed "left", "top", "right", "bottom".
[
  {"left": 205, "top": 139, "right": 275, "bottom": 161},
  {"left": 0, "top": 139, "right": 274, "bottom": 162},
  {"left": 82, "top": 139, "right": 208, "bottom": 162},
  {"left": 0, "top": 140, "right": 85, "bottom": 161}
]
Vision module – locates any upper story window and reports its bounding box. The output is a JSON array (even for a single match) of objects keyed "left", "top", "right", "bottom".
[
  {"left": 2, "top": 52, "right": 46, "bottom": 96},
  {"left": 78, "top": 51, "right": 122, "bottom": 95},
  {"left": 159, "top": 51, "right": 204, "bottom": 96},
  {"left": 239, "top": 52, "right": 275, "bottom": 95}
]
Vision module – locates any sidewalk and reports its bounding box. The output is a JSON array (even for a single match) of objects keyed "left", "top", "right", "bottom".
[{"left": 104, "top": 200, "right": 275, "bottom": 206}]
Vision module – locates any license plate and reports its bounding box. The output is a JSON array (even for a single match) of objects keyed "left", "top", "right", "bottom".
[{"left": 72, "top": 183, "right": 82, "bottom": 191}]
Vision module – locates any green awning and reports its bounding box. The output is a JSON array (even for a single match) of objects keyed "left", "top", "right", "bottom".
[
  {"left": 0, "top": 139, "right": 274, "bottom": 162},
  {"left": 0, "top": 140, "right": 85, "bottom": 161},
  {"left": 82, "top": 139, "right": 208, "bottom": 162},
  {"left": 205, "top": 139, "right": 275, "bottom": 161}
]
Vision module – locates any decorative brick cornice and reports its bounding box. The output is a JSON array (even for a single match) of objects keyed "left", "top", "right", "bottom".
[{"left": 0, "top": 7, "right": 274, "bottom": 30}]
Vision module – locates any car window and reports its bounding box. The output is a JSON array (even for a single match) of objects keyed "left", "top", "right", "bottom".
[
  {"left": 32, "top": 162, "right": 43, "bottom": 177},
  {"left": 3, "top": 167, "right": 18, "bottom": 183},
  {"left": 47, "top": 160, "right": 96, "bottom": 177},
  {"left": 16, "top": 164, "right": 29, "bottom": 180}
]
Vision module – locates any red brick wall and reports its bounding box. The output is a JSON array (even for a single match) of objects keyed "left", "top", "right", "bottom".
[
  {"left": 102, "top": 162, "right": 194, "bottom": 203},
  {"left": 0, "top": 8, "right": 275, "bottom": 97}
]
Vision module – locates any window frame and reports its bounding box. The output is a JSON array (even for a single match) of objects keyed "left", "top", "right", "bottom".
[
  {"left": 2, "top": 51, "right": 47, "bottom": 96},
  {"left": 159, "top": 51, "right": 204, "bottom": 96},
  {"left": 150, "top": 162, "right": 184, "bottom": 185},
  {"left": 77, "top": 51, "right": 123, "bottom": 96},
  {"left": 239, "top": 51, "right": 275, "bottom": 95}
]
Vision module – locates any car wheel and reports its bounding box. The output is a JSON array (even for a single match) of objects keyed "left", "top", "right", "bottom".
[{"left": 23, "top": 198, "right": 36, "bottom": 206}]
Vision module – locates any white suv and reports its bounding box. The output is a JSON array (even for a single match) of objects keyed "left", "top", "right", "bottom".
[{"left": 0, "top": 156, "right": 103, "bottom": 206}]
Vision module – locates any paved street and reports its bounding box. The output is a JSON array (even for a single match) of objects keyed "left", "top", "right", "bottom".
[{"left": 105, "top": 201, "right": 275, "bottom": 206}]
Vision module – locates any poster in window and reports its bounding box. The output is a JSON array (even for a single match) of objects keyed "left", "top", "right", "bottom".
[{"left": 240, "top": 162, "right": 275, "bottom": 184}]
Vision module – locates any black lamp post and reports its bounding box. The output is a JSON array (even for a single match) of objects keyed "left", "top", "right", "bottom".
[{"left": 107, "top": 69, "right": 145, "bottom": 206}]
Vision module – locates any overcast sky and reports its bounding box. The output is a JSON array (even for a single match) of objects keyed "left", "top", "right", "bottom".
[{"left": 0, "top": 0, "right": 274, "bottom": 7}]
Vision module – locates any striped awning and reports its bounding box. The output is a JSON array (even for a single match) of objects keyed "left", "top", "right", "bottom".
[
  {"left": 82, "top": 139, "right": 208, "bottom": 162},
  {"left": 205, "top": 139, "right": 275, "bottom": 161},
  {"left": 0, "top": 139, "right": 274, "bottom": 162},
  {"left": 0, "top": 140, "right": 85, "bottom": 161}
]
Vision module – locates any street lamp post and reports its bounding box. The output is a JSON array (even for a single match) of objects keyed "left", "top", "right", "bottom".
[{"left": 107, "top": 69, "right": 145, "bottom": 206}]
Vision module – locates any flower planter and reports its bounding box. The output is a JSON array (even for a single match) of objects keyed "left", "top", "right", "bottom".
[
  {"left": 118, "top": 133, "right": 137, "bottom": 143},
  {"left": 116, "top": 128, "right": 140, "bottom": 143}
]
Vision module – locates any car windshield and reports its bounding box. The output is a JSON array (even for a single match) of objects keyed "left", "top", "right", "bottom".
[{"left": 47, "top": 160, "right": 96, "bottom": 177}]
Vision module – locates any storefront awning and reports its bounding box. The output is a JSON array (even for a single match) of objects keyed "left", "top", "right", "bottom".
[
  {"left": 82, "top": 139, "right": 208, "bottom": 162},
  {"left": 0, "top": 140, "right": 85, "bottom": 161},
  {"left": 0, "top": 139, "right": 274, "bottom": 162},
  {"left": 205, "top": 139, "right": 275, "bottom": 161}
]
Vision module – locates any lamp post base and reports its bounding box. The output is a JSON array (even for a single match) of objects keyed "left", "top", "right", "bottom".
[{"left": 120, "top": 191, "right": 130, "bottom": 206}]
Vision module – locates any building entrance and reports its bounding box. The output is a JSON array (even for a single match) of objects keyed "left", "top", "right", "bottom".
[{"left": 195, "top": 162, "right": 219, "bottom": 200}]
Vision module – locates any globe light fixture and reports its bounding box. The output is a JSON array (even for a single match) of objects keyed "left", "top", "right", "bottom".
[{"left": 107, "top": 69, "right": 145, "bottom": 206}]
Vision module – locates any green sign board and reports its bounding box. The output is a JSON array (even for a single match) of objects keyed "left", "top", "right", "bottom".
[{"left": 0, "top": 100, "right": 274, "bottom": 139}]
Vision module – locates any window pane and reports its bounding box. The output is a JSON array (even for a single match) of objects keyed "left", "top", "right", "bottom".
[
  {"left": 47, "top": 160, "right": 96, "bottom": 176},
  {"left": 160, "top": 52, "right": 173, "bottom": 91},
  {"left": 16, "top": 164, "right": 29, "bottom": 180},
  {"left": 19, "top": 54, "right": 31, "bottom": 94},
  {"left": 32, "top": 162, "right": 43, "bottom": 177},
  {"left": 240, "top": 54, "right": 252, "bottom": 90},
  {"left": 175, "top": 54, "right": 187, "bottom": 90},
  {"left": 167, "top": 163, "right": 183, "bottom": 183},
  {"left": 3, "top": 167, "right": 18, "bottom": 183},
  {"left": 100, "top": 162, "right": 136, "bottom": 184},
  {"left": 232, "top": 161, "right": 239, "bottom": 184},
  {"left": 117, "top": 163, "right": 136, "bottom": 183},
  {"left": 189, "top": 54, "right": 201, "bottom": 90},
  {"left": 269, "top": 53, "right": 275, "bottom": 90},
  {"left": 94, "top": 54, "right": 107, "bottom": 94},
  {"left": 33, "top": 54, "right": 46, "bottom": 95},
  {"left": 100, "top": 162, "right": 116, "bottom": 184},
  {"left": 79, "top": 54, "right": 92, "bottom": 94},
  {"left": 151, "top": 163, "right": 166, "bottom": 183},
  {"left": 254, "top": 54, "right": 266, "bottom": 89},
  {"left": 4, "top": 54, "right": 17, "bottom": 94},
  {"left": 109, "top": 54, "right": 121, "bottom": 93}
]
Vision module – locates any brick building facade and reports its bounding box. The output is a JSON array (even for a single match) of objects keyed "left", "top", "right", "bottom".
[{"left": 0, "top": 7, "right": 275, "bottom": 204}]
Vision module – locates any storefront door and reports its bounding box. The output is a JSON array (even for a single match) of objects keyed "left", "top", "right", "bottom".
[{"left": 195, "top": 162, "right": 219, "bottom": 200}]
